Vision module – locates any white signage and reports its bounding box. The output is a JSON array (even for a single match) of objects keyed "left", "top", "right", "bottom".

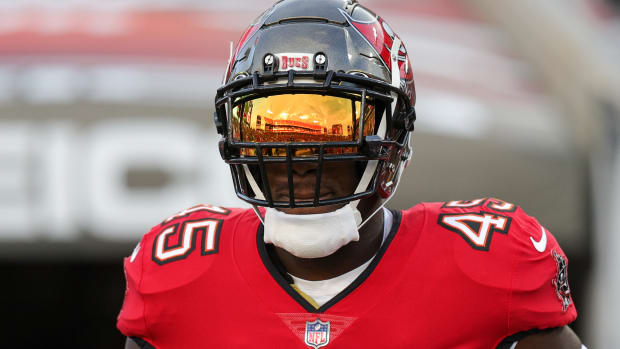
[{"left": 0, "top": 118, "right": 244, "bottom": 242}]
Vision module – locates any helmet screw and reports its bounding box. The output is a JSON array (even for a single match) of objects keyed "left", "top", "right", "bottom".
[
  {"left": 264, "top": 54, "right": 274, "bottom": 65},
  {"left": 315, "top": 54, "right": 326, "bottom": 64}
]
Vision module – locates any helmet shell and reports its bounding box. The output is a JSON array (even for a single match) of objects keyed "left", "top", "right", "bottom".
[
  {"left": 216, "top": 0, "right": 416, "bottom": 208},
  {"left": 224, "top": 0, "right": 415, "bottom": 106}
]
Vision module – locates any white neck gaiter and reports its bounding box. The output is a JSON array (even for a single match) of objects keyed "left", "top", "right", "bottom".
[{"left": 263, "top": 204, "right": 363, "bottom": 258}]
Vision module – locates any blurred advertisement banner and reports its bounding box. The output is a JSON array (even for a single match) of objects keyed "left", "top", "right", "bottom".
[
  {"left": 0, "top": 118, "right": 241, "bottom": 242},
  {"left": 0, "top": 4, "right": 250, "bottom": 250}
]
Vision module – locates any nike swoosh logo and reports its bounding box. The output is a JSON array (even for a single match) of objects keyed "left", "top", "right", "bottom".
[{"left": 530, "top": 226, "right": 547, "bottom": 253}]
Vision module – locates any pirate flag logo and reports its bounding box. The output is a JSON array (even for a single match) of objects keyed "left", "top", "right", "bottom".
[{"left": 552, "top": 249, "right": 572, "bottom": 312}]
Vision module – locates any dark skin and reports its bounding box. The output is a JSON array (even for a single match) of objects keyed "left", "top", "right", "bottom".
[
  {"left": 124, "top": 161, "right": 583, "bottom": 349},
  {"left": 267, "top": 161, "right": 385, "bottom": 281}
]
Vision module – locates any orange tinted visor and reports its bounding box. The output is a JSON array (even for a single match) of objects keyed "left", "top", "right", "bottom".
[{"left": 231, "top": 94, "right": 375, "bottom": 156}]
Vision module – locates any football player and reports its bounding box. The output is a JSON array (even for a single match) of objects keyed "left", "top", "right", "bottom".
[{"left": 118, "top": 0, "right": 585, "bottom": 348}]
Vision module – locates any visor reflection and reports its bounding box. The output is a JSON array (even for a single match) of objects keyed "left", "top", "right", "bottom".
[{"left": 231, "top": 94, "right": 375, "bottom": 157}]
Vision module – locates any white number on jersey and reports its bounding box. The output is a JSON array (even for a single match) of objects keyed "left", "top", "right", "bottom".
[
  {"left": 153, "top": 218, "right": 223, "bottom": 264},
  {"left": 442, "top": 198, "right": 516, "bottom": 212},
  {"left": 438, "top": 212, "right": 512, "bottom": 251},
  {"left": 162, "top": 204, "right": 230, "bottom": 224}
]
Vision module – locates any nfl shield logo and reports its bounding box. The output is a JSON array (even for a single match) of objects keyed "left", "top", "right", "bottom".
[{"left": 304, "top": 319, "right": 330, "bottom": 348}]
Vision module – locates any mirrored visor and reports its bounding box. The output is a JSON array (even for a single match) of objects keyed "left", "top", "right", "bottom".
[{"left": 230, "top": 94, "right": 375, "bottom": 156}]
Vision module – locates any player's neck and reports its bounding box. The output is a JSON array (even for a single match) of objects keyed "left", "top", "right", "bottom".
[{"left": 272, "top": 209, "right": 384, "bottom": 281}]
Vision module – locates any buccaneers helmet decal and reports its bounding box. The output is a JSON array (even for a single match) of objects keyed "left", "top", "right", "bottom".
[
  {"left": 223, "top": 24, "right": 259, "bottom": 83},
  {"left": 223, "top": 5, "right": 275, "bottom": 84},
  {"left": 339, "top": 7, "right": 415, "bottom": 106},
  {"left": 214, "top": 0, "right": 417, "bottom": 208}
]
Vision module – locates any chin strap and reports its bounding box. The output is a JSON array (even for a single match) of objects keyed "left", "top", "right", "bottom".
[
  {"left": 356, "top": 156, "right": 406, "bottom": 230},
  {"left": 243, "top": 164, "right": 267, "bottom": 224},
  {"left": 252, "top": 204, "right": 265, "bottom": 224},
  {"left": 355, "top": 36, "right": 409, "bottom": 229},
  {"left": 241, "top": 162, "right": 268, "bottom": 225},
  {"left": 242, "top": 164, "right": 266, "bottom": 201}
]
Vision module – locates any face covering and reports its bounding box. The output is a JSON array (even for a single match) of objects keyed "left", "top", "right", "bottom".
[{"left": 263, "top": 204, "right": 363, "bottom": 258}]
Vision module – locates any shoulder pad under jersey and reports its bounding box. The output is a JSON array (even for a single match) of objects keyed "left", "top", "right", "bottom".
[
  {"left": 425, "top": 198, "right": 577, "bottom": 332},
  {"left": 117, "top": 204, "right": 252, "bottom": 339}
]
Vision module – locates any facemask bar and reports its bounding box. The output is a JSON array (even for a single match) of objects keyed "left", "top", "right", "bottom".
[
  {"left": 228, "top": 134, "right": 403, "bottom": 208},
  {"left": 215, "top": 70, "right": 410, "bottom": 123},
  {"left": 216, "top": 70, "right": 413, "bottom": 208},
  {"left": 230, "top": 156, "right": 392, "bottom": 208}
]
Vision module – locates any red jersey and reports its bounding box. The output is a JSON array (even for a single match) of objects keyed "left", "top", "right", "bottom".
[{"left": 117, "top": 198, "right": 577, "bottom": 348}]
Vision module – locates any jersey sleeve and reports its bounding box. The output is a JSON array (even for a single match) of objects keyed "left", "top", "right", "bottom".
[
  {"left": 117, "top": 233, "right": 153, "bottom": 342},
  {"left": 116, "top": 204, "right": 241, "bottom": 343},
  {"left": 507, "top": 207, "right": 577, "bottom": 333}
]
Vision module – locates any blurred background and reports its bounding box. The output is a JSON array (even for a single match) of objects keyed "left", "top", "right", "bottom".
[{"left": 1, "top": 0, "right": 619, "bottom": 347}]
